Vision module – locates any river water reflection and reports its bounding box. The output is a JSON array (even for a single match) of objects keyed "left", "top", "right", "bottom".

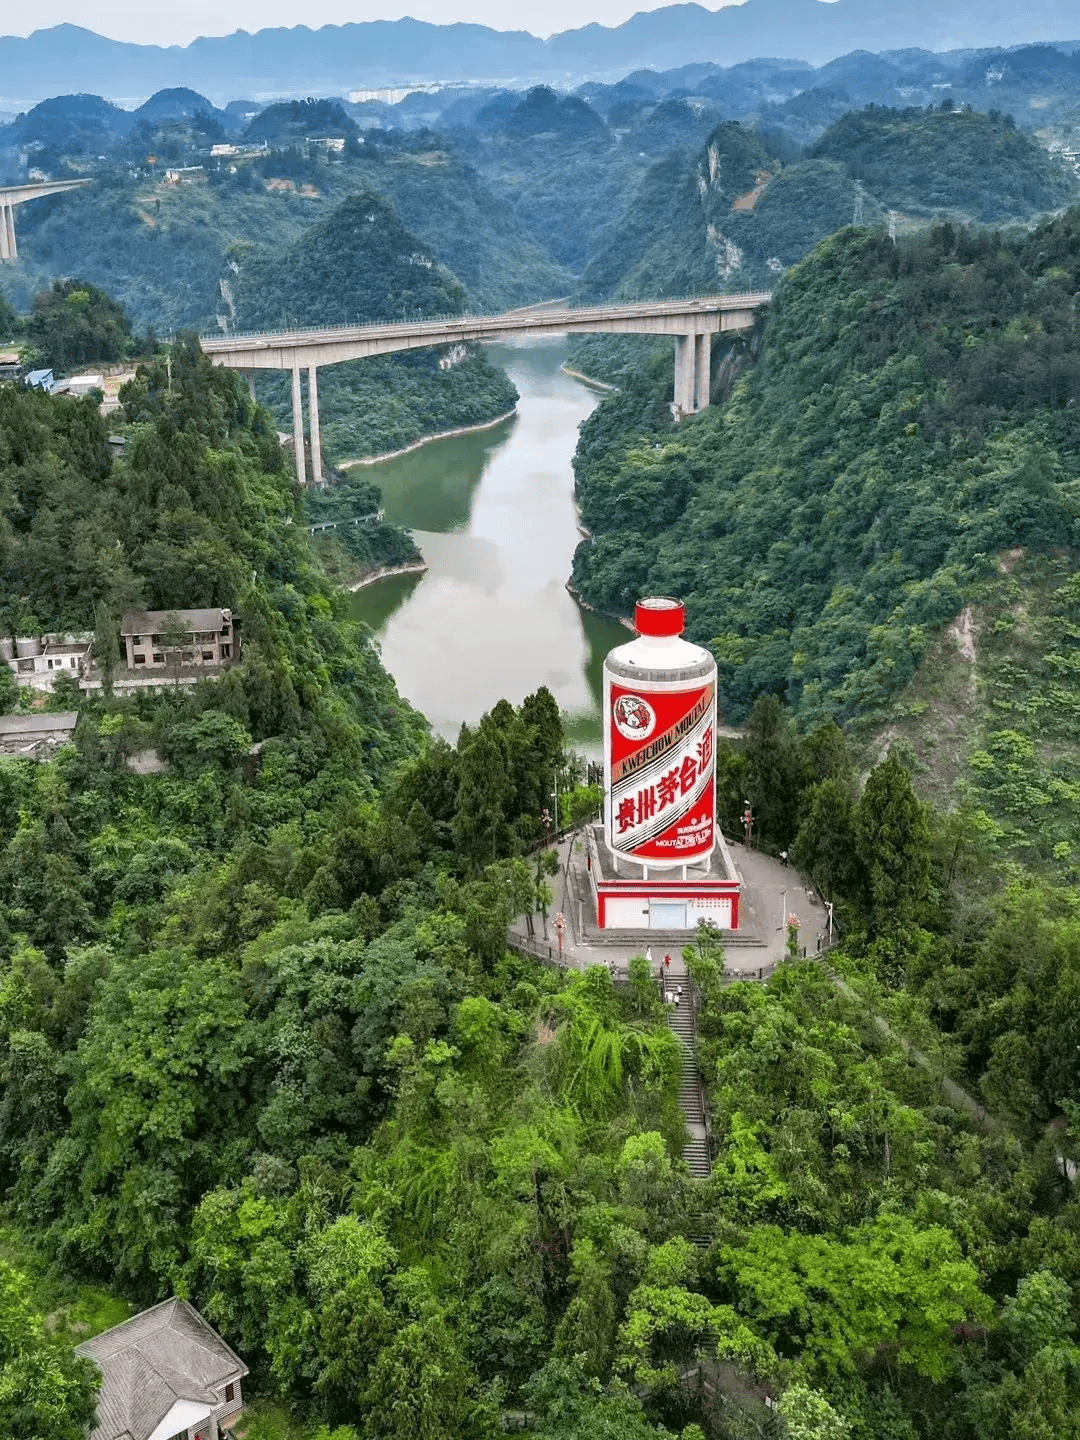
[{"left": 348, "top": 340, "right": 628, "bottom": 749}]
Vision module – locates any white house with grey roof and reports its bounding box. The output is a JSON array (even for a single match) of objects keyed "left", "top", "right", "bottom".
[{"left": 75, "top": 1298, "right": 247, "bottom": 1440}]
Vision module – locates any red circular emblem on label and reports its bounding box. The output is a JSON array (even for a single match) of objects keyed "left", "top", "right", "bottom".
[{"left": 612, "top": 693, "right": 656, "bottom": 741}]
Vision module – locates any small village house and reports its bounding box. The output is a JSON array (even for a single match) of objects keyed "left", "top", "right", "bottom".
[
  {"left": 121, "top": 608, "right": 238, "bottom": 671},
  {"left": 0, "top": 711, "right": 79, "bottom": 758},
  {"left": 75, "top": 1297, "right": 247, "bottom": 1440}
]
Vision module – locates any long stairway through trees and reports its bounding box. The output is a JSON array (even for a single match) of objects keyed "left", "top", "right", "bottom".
[{"left": 666, "top": 989, "right": 712, "bottom": 1180}]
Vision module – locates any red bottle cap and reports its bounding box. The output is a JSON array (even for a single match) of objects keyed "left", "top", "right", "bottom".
[{"left": 634, "top": 597, "right": 685, "bottom": 637}]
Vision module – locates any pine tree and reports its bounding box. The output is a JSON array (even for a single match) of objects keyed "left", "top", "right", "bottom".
[{"left": 855, "top": 753, "right": 932, "bottom": 936}]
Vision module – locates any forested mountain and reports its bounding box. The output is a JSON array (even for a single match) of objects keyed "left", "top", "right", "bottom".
[
  {"left": 233, "top": 190, "right": 465, "bottom": 329},
  {"left": 813, "top": 103, "right": 1077, "bottom": 222},
  {"left": 232, "top": 191, "right": 519, "bottom": 462},
  {"left": 579, "top": 107, "right": 1076, "bottom": 308},
  {"left": 3, "top": 323, "right": 1080, "bottom": 1440},
  {"left": 0, "top": 128, "right": 565, "bottom": 460},
  {"left": 571, "top": 211, "right": 1080, "bottom": 731},
  {"left": 0, "top": 127, "right": 568, "bottom": 328}
]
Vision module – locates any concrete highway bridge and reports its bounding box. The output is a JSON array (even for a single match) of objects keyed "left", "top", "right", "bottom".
[
  {"left": 0, "top": 179, "right": 93, "bottom": 261},
  {"left": 200, "top": 293, "right": 771, "bottom": 485}
]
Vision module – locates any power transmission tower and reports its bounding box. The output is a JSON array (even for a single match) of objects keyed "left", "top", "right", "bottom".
[
  {"left": 853, "top": 180, "right": 865, "bottom": 227},
  {"left": 889, "top": 209, "right": 898, "bottom": 244}
]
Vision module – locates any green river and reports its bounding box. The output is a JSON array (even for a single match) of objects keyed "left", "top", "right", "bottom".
[{"left": 348, "top": 340, "right": 628, "bottom": 749}]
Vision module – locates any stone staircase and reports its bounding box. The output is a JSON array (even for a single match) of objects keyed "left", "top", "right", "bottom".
[{"left": 665, "top": 988, "right": 712, "bottom": 1180}]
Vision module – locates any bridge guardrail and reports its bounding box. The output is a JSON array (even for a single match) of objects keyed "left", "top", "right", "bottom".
[{"left": 188, "top": 290, "right": 772, "bottom": 347}]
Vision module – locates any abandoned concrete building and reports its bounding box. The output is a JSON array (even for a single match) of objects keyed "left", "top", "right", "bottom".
[
  {"left": 0, "top": 711, "right": 79, "bottom": 757},
  {"left": 1, "top": 633, "right": 93, "bottom": 691},
  {"left": 120, "top": 608, "right": 239, "bottom": 671}
]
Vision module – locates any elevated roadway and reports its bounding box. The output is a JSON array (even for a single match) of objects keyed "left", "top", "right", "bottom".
[
  {"left": 0, "top": 179, "right": 93, "bottom": 261},
  {"left": 200, "top": 292, "right": 771, "bottom": 484}
]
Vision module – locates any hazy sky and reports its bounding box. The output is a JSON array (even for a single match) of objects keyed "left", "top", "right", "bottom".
[{"left": 8, "top": 0, "right": 746, "bottom": 49}]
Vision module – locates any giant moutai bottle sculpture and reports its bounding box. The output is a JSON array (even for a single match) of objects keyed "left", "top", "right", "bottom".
[{"left": 604, "top": 597, "right": 717, "bottom": 868}]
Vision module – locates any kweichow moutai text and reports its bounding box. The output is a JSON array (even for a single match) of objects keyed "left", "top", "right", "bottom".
[{"left": 608, "top": 680, "right": 715, "bottom": 862}]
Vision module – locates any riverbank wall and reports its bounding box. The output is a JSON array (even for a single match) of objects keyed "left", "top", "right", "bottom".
[
  {"left": 346, "top": 561, "right": 429, "bottom": 593},
  {"left": 339, "top": 409, "right": 517, "bottom": 469},
  {"left": 565, "top": 580, "right": 635, "bottom": 632},
  {"left": 560, "top": 365, "right": 618, "bottom": 393}
]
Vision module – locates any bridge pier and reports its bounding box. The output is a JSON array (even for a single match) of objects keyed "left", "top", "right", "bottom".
[
  {"left": 673, "top": 332, "right": 711, "bottom": 419},
  {"left": 695, "top": 332, "right": 711, "bottom": 409},
  {"left": 290, "top": 364, "right": 306, "bottom": 486},
  {"left": 307, "top": 364, "right": 323, "bottom": 486},
  {"left": 0, "top": 205, "right": 16, "bottom": 262}
]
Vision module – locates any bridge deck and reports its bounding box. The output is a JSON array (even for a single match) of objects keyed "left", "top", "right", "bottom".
[
  {"left": 199, "top": 292, "right": 772, "bottom": 362},
  {"left": 203, "top": 291, "right": 772, "bottom": 482},
  {"left": 0, "top": 179, "right": 93, "bottom": 206}
]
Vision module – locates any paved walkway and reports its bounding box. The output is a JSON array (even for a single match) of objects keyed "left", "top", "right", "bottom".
[
  {"left": 508, "top": 833, "right": 832, "bottom": 979},
  {"left": 732, "top": 840, "right": 834, "bottom": 962}
]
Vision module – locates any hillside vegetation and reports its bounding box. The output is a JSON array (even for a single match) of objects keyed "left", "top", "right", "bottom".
[
  {"left": 870, "top": 550, "right": 1080, "bottom": 874},
  {"left": 2, "top": 131, "right": 568, "bottom": 328},
  {"left": 237, "top": 192, "right": 519, "bottom": 462},
  {"left": 813, "top": 103, "right": 1077, "bottom": 222},
  {"left": 578, "top": 106, "right": 1074, "bottom": 308},
  {"left": 0, "top": 348, "right": 1077, "bottom": 1440},
  {"left": 571, "top": 212, "right": 1080, "bottom": 730}
]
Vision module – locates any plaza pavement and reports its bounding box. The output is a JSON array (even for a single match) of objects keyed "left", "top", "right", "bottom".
[{"left": 508, "top": 831, "right": 832, "bottom": 981}]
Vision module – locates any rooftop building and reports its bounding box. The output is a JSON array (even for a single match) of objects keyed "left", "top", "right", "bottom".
[
  {"left": 76, "top": 1297, "right": 247, "bottom": 1440},
  {"left": 0, "top": 711, "right": 79, "bottom": 758},
  {"left": 120, "top": 608, "right": 238, "bottom": 671}
]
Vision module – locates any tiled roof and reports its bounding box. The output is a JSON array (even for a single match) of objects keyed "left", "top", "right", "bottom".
[
  {"left": 76, "top": 1298, "right": 247, "bottom": 1440},
  {"left": 120, "top": 609, "right": 231, "bottom": 636},
  {"left": 0, "top": 712, "right": 79, "bottom": 738}
]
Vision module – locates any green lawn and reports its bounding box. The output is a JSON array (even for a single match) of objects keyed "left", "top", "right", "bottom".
[{"left": 0, "top": 1223, "right": 132, "bottom": 1341}]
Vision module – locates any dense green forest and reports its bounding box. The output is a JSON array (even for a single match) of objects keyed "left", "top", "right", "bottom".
[
  {"left": 4, "top": 69, "right": 1080, "bottom": 1440},
  {"left": 561, "top": 205, "right": 1080, "bottom": 1440},
  {"left": 3, "top": 342, "right": 1080, "bottom": 1440},
  {"left": 571, "top": 210, "right": 1080, "bottom": 733},
  {"left": 235, "top": 192, "right": 519, "bottom": 462},
  {"left": 22, "top": 277, "right": 139, "bottom": 372}
]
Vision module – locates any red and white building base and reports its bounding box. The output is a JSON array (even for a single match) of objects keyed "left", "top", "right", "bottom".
[{"left": 586, "top": 823, "right": 741, "bottom": 932}]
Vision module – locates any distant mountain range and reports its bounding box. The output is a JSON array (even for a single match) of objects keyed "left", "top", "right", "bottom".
[{"left": 2, "top": 1, "right": 1080, "bottom": 107}]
